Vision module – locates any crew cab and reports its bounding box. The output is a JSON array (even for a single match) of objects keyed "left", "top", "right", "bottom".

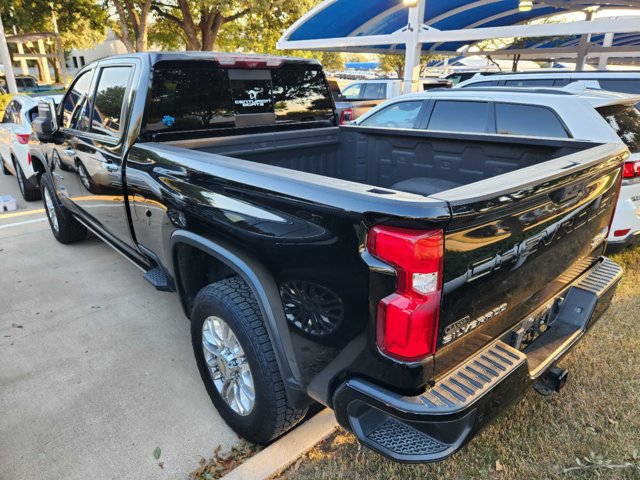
[
  {"left": 32, "top": 53, "right": 625, "bottom": 463},
  {"left": 355, "top": 85, "right": 640, "bottom": 253}
]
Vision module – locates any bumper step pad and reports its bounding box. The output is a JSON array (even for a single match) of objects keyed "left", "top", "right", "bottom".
[
  {"left": 421, "top": 342, "right": 526, "bottom": 412},
  {"left": 367, "top": 418, "right": 448, "bottom": 457}
]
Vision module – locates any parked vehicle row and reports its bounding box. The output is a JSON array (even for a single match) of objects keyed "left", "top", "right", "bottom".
[
  {"left": 354, "top": 84, "right": 640, "bottom": 253},
  {"left": 0, "top": 94, "right": 61, "bottom": 200},
  {"left": 25, "top": 52, "right": 630, "bottom": 464}
]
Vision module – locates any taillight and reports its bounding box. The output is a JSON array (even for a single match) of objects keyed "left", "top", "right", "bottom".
[
  {"left": 367, "top": 226, "right": 444, "bottom": 362},
  {"left": 16, "top": 133, "right": 30, "bottom": 145},
  {"left": 623, "top": 160, "right": 640, "bottom": 178},
  {"left": 339, "top": 108, "right": 353, "bottom": 125}
]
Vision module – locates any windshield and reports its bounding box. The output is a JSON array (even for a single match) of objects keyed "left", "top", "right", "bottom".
[
  {"left": 146, "top": 61, "right": 334, "bottom": 133},
  {"left": 599, "top": 105, "right": 640, "bottom": 154}
]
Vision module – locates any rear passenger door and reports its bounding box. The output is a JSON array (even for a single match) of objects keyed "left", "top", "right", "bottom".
[{"left": 422, "top": 100, "right": 493, "bottom": 134}]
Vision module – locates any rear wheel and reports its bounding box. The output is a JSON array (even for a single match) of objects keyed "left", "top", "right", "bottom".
[
  {"left": 191, "top": 276, "right": 307, "bottom": 444},
  {"left": 41, "top": 174, "right": 87, "bottom": 244},
  {"left": 14, "top": 159, "right": 40, "bottom": 201}
]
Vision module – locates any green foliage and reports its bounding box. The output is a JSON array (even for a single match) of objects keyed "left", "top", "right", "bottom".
[
  {"left": 0, "top": 93, "right": 12, "bottom": 118},
  {"left": 0, "top": 0, "right": 107, "bottom": 50}
]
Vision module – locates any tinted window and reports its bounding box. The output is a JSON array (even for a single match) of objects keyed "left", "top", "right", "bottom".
[
  {"left": 271, "top": 69, "right": 333, "bottom": 122},
  {"left": 363, "top": 83, "right": 386, "bottom": 100},
  {"left": 596, "top": 79, "right": 640, "bottom": 95},
  {"left": 600, "top": 105, "right": 640, "bottom": 153},
  {"left": 427, "top": 101, "right": 490, "bottom": 133},
  {"left": 91, "top": 66, "right": 132, "bottom": 137},
  {"left": 553, "top": 78, "right": 571, "bottom": 87},
  {"left": 2, "top": 101, "right": 17, "bottom": 124},
  {"left": 463, "top": 80, "right": 499, "bottom": 88},
  {"left": 147, "top": 62, "right": 333, "bottom": 133},
  {"left": 62, "top": 71, "right": 93, "bottom": 129},
  {"left": 342, "top": 83, "right": 362, "bottom": 99},
  {"left": 504, "top": 79, "right": 555, "bottom": 87},
  {"left": 360, "top": 101, "right": 423, "bottom": 128},
  {"left": 496, "top": 103, "right": 568, "bottom": 138}
]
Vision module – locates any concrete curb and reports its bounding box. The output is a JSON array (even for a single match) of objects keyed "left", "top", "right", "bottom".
[{"left": 222, "top": 409, "right": 339, "bottom": 480}]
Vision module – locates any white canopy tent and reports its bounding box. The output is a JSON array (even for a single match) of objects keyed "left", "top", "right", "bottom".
[{"left": 277, "top": 0, "right": 640, "bottom": 93}]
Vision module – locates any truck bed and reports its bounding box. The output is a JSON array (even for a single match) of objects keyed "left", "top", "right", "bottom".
[{"left": 164, "top": 126, "right": 592, "bottom": 197}]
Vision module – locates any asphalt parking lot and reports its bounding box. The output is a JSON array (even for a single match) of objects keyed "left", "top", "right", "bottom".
[{"left": 0, "top": 174, "right": 239, "bottom": 479}]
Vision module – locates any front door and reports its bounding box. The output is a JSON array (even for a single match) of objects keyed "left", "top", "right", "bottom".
[{"left": 73, "top": 64, "right": 136, "bottom": 248}]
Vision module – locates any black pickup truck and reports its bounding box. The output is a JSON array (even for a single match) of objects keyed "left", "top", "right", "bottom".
[{"left": 31, "top": 52, "right": 625, "bottom": 463}]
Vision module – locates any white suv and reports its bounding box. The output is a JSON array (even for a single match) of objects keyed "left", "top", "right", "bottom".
[
  {"left": 0, "top": 95, "right": 60, "bottom": 201},
  {"left": 355, "top": 85, "right": 640, "bottom": 253}
]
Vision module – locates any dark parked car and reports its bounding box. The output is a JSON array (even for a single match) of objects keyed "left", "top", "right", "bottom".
[{"left": 31, "top": 52, "right": 625, "bottom": 463}]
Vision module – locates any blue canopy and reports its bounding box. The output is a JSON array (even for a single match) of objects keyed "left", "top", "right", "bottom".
[{"left": 281, "top": 0, "right": 640, "bottom": 53}]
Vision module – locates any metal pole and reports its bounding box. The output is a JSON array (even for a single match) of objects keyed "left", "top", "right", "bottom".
[
  {"left": 598, "top": 32, "right": 614, "bottom": 70},
  {"left": 403, "top": 0, "right": 426, "bottom": 95},
  {"left": 575, "top": 10, "right": 594, "bottom": 71},
  {"left": 0, "top": 14, "right": 17, "bottom": 94}
]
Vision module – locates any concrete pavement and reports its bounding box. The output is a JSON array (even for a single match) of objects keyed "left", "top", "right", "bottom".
[{"left": 0, "top": 173, "right": 240, "bottom": 479}]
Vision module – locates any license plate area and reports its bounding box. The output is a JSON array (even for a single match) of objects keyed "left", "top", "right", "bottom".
[{"left": 510, "top": 299, "right": 561, "bottom": 352}]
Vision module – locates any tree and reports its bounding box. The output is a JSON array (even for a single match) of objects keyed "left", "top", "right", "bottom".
[
  {"left": 0, "top": 0, "right": 106, "bottom": 50},
  {"left": 150, "top": 0, "right": 252, "bottom": 51},
  {"left": 379, "top": 53, "right": 443, "bottom": 78},
  {"left": 111, "top": 0, "right": 152, "bottom": 52}
]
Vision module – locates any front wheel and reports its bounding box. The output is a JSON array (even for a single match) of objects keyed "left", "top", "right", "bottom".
[
  {"left": 191, "top": 276, "right": 307, "bottom": 444},
  {"left": 15, "top": 159, "right": 40, "bottom": 201},
  {"left": 41, "top": 174, "right": 87, "bottom": 244}
]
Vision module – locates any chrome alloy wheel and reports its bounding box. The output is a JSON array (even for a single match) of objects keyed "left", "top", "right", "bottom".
[
  {"left": 43, "top": 186, "right": 59, "bottom": 233},
  {"left": 201, "top": 316, "right": 255, "bottom": 416}
]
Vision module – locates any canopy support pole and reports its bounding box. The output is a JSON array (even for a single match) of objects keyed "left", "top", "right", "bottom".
[
  {"left": 403, "top": 0, "right": 426, "bottom": 94},
  {"left": 597, "top": 32, "right": 614, "bottom": 70},
  {"left": 575, "top": 10, "right": 595, "bottom": 71}
]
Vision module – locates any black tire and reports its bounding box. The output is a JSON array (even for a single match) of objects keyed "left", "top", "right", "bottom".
[
  {"left": 1, "top": 156, "right": 10, "bottom": 175},
  {"left": 41, "top": 174, "right": 87, "bottom": 244},
  {"left": 14, "top": 159, "right": 41, "bottom": 201},
  {"left": 191, "top": 276, "right": 307, "bottom": 444}
]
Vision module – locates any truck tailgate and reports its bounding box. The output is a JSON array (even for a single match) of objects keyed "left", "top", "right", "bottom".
[{"left": 432, "top": 143, "right": 626, "bottom": 375}]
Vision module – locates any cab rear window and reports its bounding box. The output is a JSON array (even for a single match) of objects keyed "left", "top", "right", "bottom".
[{"left": 146, "top": 61, "right": 334, "bottom": 133}]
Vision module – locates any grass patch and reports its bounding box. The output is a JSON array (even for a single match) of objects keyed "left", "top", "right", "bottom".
[{"left": 282, "top": 249, "right": 640, "bottom": 480}]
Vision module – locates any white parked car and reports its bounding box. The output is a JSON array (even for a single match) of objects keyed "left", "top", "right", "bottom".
[
  {"left": 354, "top": 85, "right": 640, "bottom": 253},
  {"left": 0, "top": 95, "right": 61, "bottom": 201},
  {"left": 455, "top": 70, "right": 640, "bottom": 98}
]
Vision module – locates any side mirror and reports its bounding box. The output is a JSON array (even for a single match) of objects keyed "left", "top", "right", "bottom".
[{"left": 32, "top": 98, "right": 58, "bottom": 142}]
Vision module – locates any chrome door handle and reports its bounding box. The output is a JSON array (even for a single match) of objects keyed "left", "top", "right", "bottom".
[
  {"left": 105, "top": 163, "right": 118, "bottom": 172},
  {"left": 64, "top": 148, "right": 76, "bottom": 156}
]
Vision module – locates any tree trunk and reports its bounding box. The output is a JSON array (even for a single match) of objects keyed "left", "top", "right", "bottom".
[
  {"left": 113, "top": 0, "right": 135, "bottom": 52},
  {"left": 202, "top": 13, "right": 223, "bottom": 51},
  {"left": 178, "top": 0, "right": 201, "bottom": 50}
]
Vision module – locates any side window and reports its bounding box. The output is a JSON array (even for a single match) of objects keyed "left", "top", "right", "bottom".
[
  {"left": 12, "top": 102, "right": 22, "bottom": 124},
  {"left": 360, "top": 101, "right": 424, "bottom": 128},
  {"left": 553, "top": 78, "right": 571, "bottom": 87},
  {"left": 62, "top": 71, "right": 93, "bottom": 129},
  {"left": 504, "top": 79, "right": 555, "bottom": 87},
  {"left": 597, "top": 79, "right": 640, "bottom": 95},
  {"left": 496, "top": 103, "right": 568, "bottom": 138},
  {"left": 91, "top": 66, "right": 132, "bottom": 138},
  {"left": 427, "top": 101, "right": 490, "bottom": 134},
  {"left": 342, "top": 83, "right": 362, "bottom": 100},
  {"left": 462, "top": 80, "right": 499, "bottom": 88},
  {"left": 362, "top": 83, "right": 386, "bottom": 100},
  {"left": 2, "top": 101, "right": 16, "bottom": 123}
]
